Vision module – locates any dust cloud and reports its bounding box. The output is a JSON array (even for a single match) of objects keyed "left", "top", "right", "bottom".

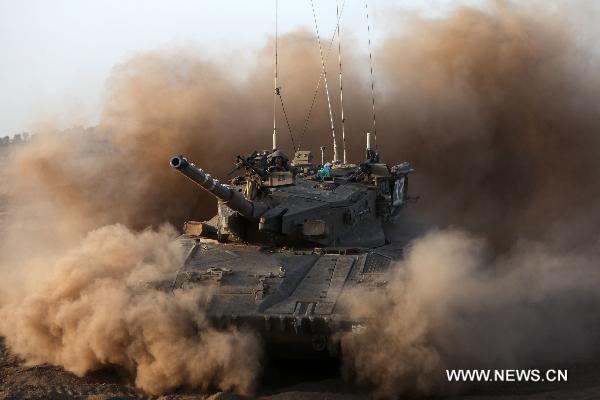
[
  {"left": 340, "top": 2, "right": 600, "bottom": 398},
  {"left": 340, "top": 229, "right": 600, "bottom": 397},
  {"left": 0, "top": 224, "right": 262, "bottom": 395},
  {"left": 0, "top": 50, "right": 285, "bottom": 395},
  {"left": 0, "top": 0, "right": 599, "bottom": 397},
  {"left": 375, "top": 1, "right": 600, "bottom": 250},
  {"left": 0, "top": 50, "right": 277, "bottom": 391}
]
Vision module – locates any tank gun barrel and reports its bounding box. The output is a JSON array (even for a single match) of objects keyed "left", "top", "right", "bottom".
[{"left": 170, "top": 155, "right": 265, "bottom": 221}]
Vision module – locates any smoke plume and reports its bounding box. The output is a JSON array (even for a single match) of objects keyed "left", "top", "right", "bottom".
[{"left": 0, "top": 0, "right": 599, "bottom": 397}]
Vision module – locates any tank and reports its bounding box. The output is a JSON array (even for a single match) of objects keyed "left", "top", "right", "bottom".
[{"left": 164, "top": 137, "right": 413, "bottom": 358}]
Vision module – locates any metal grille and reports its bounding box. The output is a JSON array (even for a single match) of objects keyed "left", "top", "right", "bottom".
[{"left": 362, "top": 253, "right": 391, "bottom": 273}]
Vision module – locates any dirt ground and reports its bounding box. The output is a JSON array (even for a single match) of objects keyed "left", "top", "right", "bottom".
[
  {"left": 3, "top": 336, "right": 600, "bottom": 400},
  {"left": 0, "top": 337, "right": 369, "bottom": 399},
  {"left": 1, "top": 147, "right": 600, "bottom": 399}
]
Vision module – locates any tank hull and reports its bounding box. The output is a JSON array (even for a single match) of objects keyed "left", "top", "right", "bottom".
[{"left": 168, "top": 236, "right": 402, "bottom": 358}]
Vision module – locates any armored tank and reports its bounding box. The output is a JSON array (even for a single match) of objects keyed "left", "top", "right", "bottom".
[{"left": 167, "top": 135, "right": 412, "bottom": 357}]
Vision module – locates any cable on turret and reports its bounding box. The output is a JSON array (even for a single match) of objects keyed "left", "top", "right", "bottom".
[{"left": 276, "top": 87, "right": 296, "bottom": 151}]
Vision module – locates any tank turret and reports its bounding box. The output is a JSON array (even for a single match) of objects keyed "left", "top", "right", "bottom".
[{"left": 170, "top": 142, "right": 412, "bottom": 248}]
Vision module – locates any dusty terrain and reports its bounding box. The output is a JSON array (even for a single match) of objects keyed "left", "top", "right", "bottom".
[
  {"left": 1, "top": 147, "right": 600, "bottom": 399},
  {"left": 3, "top": 335, "right": 600, "bottom": 400}
]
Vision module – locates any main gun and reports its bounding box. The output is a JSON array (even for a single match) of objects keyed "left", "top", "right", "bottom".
[{"left": 170, "top": 155, "right": 266, "bottom": 221}]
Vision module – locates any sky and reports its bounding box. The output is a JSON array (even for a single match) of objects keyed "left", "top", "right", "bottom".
[{"left": 0, "top": 0, "right": 471, "bottom": 137}]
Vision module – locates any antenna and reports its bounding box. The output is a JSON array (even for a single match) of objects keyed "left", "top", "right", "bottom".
[
  {"left": 336, "top": 0, "right": 347, "bottom": 165},
  {"left": 297, "top": 0, "right": 346, "bottom": 151},
  {"left": 311, "top": 0, "right": 338, "bottom": 163},
  {"left": 272, "top": 0, "right": 278, "bottom": 151},
  {"left": 365, "top": 0, "right": 378, "bottom": 149}
]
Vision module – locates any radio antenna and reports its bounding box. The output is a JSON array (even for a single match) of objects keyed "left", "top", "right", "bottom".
[
  {"left": 365, "top": 0, "right": 378, "bottom": 149},
  {"left": 336, "top": 0, "right": 347, "bottom": 164},
  {"left": 272, "top": 0, "right": 278, "bottom": 151},
  {"left": 311, "top": 0, "right": 338, "bottom": 163}
]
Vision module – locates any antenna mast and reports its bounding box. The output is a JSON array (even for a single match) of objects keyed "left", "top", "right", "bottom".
[
  {"left": 297, "top": 1, "right": 346, "bottom": 152},
  {"left": 272, "top": 0, "right": 278, "bottom": 151},
  {"left": 311, "top": 0, "right": 338, "bottom": 164},
  {"left": 365, "top": 0, "right": 378, "bottom": 149},
  {"left": 336, "top": 0, "right": 347, "bottom": 165}
]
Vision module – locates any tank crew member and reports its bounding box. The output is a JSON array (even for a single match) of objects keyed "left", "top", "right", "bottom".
[
  {"left": 267, "top": 149, "right": 289, "bottom": 172},
  {"left": 318, "top": 162, "right": 332, "bottom": 179}
]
